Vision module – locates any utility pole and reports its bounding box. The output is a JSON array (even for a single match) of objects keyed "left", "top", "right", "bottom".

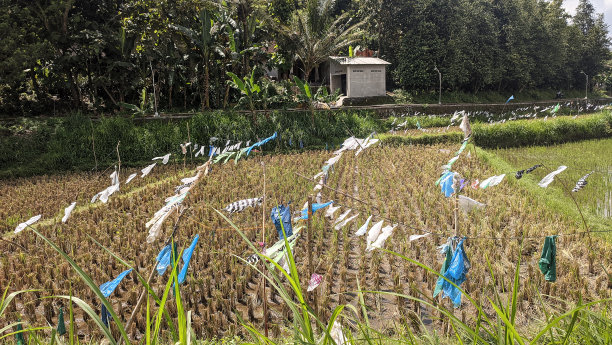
[{"left": 434, "top": 65, "right": 442, "bottom": 105}]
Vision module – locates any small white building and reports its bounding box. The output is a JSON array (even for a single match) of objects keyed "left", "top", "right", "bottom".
[{"left": 329, "top": 56, "right": 391, "bottom": 98}]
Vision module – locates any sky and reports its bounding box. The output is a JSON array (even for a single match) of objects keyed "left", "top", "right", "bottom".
[{"left": 563, "top": 0, "right": 612, "bottom": 30}]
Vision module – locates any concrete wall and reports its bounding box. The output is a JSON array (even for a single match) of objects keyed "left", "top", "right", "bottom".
[
  {"left": 346, "top": 65, "right": 386, "bottom": 98},
  {"left": 329, "top": 60, "right": 346, "bottom": 95},
  {"left": 330, "top": 75, "right": 342, "bottom": 94},
  {"left": 329, "top": 61, "right": 346, "bottom": 76}
]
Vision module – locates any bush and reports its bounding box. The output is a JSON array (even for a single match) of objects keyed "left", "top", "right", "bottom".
[
  {"left": 472, "top": 113, "right": 612, "bottom": 148},
  {"left": 0, "top": 110, "right": 386, "bottom": 178}
]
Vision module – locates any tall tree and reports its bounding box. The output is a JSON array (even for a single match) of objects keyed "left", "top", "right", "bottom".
[
  {"left": 290, "top": 0, "right": 364, "bottom": 81},
  {"left": 572, "top": 0, "right": 610, "bottom": 87}
]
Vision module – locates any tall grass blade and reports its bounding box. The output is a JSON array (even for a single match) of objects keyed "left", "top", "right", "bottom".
[
  {"left": 172, "top": 252, "right": 186, "bottom": 345},
  {"left": 152, "top": 249, "right": 182, "bottom": 345},
  {"left": 487, "top": 298, "right": 526, "bottom": 345},
  {"left": 29, "top": 227, "right": 131, "bottom": 344},
  {"left": 0, "top": 287, "right": 37, "bottom": 318},
  {"left": 68, "top": 287, "right": 74, "bottom": 345},
  {"left": 510, "top": 247, "right": 521, "bottom": 325},
  {"left": 186, "top": 311, "right": 192, "bottom": 345},
  {"left": 381, "top": 248, "right": 497, "bottom": 335},
  {"left": 560, "top": 306, "right": 581, "bottom": 345},
  {"left": 146, "top": 295, "right": 151, "bottom": 345},
  {"left": 0, "top": 324, "right": 48, "bottom": 342},
  {"left": 323, "top": 305, "right": 345, "bottom": 345},
  {"left": 213, "top": 208, "right": 315, "bottom": 343}
]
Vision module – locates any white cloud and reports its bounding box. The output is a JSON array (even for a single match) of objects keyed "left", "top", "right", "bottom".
[
  {"left": 562, "top": 0, "right": 611, "bottom": 29},
  {"left": 563, "top": 0, "right": 580, "bottom": 15}
]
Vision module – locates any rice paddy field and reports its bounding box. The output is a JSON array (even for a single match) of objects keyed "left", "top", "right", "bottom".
[
  {"left": 495, "top": 138, "right": 612, "bottom": 230},
  {"left": 2, "top": 133, "right": 612, "bottom": 344}
]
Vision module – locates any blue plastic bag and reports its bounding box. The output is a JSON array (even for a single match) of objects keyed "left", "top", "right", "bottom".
[
  {"left": 441, "top": 239, "right": 470, "bottom": 308},
  {"left": 440, "top": 171, "right": 455, "bottom": 198},
  {"left": 246, "top": 132, "right": 278, "bottom": 156},
  {"left": 271, "top": 204, "right": 293, "bottom": 239},
  {"left": 299, "top": 201, "right": 333, "bottom": 219},
  {"left": 101, "top": 304, "right": 112, "bottom": 327},
  {"left": 178, "top": 235, "right": 199, "bottom": 284},
  {"left": 100, "top": 269, "right": 132, "bottom": 298},
  {"left": 156, "top": 243, "right": 178, "bottom": 276}
]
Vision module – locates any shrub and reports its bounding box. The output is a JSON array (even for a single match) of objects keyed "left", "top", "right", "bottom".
[
  {"left": 472, "top": 113, "right": 612, "bottom": 148},
  {"left": 0, "top": 110, "right": 386, "bottom": 177}
]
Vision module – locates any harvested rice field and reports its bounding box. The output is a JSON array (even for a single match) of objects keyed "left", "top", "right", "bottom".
[{"left": 2, "top": 140, "right": 611, "bottom": 343}]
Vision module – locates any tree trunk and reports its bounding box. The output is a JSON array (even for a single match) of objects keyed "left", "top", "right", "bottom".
[
  {"left": 204, "top": 63, "right": 210, "bottom": 110},
  {"left": 215, "top": 71, "right": 221, "bottom": 108},
  {"left": 155, "top": 76, "right": 160, "bottom": 113},
  {"left": 224, "top": 84, "right": 230, "bottom": 109},
  {"left": 68, "top": 69, "right": 81, "bottom": 109},
  {"left": 310, "top": 105, "right": 315, "bottom": 127},
  {"left": 200, "top": 84, "right": 206, "bottom": 113},
  {"left": 169, "top": 84, "right": 173, "bottom": 109},
  {"left": 304, "top": 66, "right": 312, "bottom": 83},
  {"left": 86, "top": 59, "right": 96, "bottom": 106},
  {"left": 102, "top": 84, "right": 118, "bottom": 106}
]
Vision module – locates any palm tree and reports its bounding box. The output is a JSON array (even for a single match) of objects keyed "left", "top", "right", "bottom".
[{"left": 290, "top": 0, "right": 364, "bottom": 81}]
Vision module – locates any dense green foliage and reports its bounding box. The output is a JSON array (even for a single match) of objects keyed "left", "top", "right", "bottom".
[
  {"left": 0, "top": 0, "right": 609, "bottom": 117},
  {"left": 3, "top": 110, "right": 611, "bottom": 178},
  {"left": 374, "top": 0, "right": 610, "bottom": 92},
  {"left": 0, "top": 110, "right": 383, "bottom": 178},
  {"left": 473, "top": 112, "right": 612, "bottom": 148}
]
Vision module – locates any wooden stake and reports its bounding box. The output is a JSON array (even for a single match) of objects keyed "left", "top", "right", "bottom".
[
  {"left": 261, "top": 162, "right": 266, "bottom": 244},
  {"left": 557, "top": 174, "right": 592, "bottom": 247},
  {"left": 261, "top": 161, "right": 269, "bottom": 338},
  {"left": 454, "top": 185, "right": 459, "bottom": 237},
  {"left": 307, "top": 195, "right": 314, "bottom": 279},
  {"left": 307, "top": 194, "right": 317, "bottom": 317}
]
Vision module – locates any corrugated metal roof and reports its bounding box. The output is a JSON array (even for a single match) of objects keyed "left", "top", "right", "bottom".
[{"left": 329, "top": 56, "right": 391, "bottom": 65}]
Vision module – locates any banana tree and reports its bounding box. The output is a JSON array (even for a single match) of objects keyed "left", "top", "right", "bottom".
[
  {"left": 172, "top": 9, "right": 215, "bottom": 110},
  {"left": 227, "top": 68, "right": 260, "bottom": 120},
  {"left": 293, "top": 76, "right": 315, "bottom": 125}
]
